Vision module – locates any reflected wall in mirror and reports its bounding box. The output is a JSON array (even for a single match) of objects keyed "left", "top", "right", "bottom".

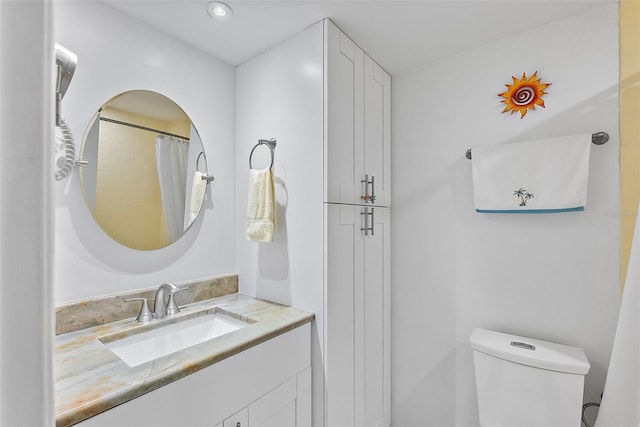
[{"left": 80, "top": 90, "right": 208, "bottom": 251}]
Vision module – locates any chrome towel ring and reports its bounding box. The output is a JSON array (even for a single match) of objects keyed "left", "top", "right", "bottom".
[
  {"left": 249, "top": 138, "right": 277, "bottom": 170},
  {"left": 196, "top": 151, "right": 215, "bottom": 182}
]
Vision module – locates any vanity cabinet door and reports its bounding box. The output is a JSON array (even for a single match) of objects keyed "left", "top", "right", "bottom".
[
  {"left": 223, "top": 408, "right": 248, "bottom": 427},
  {"left": 248, "top": 376, "right": 296, "bottom": 427},
  {"left": 218, "top": 369, "right": 310, "bottom": 427}
]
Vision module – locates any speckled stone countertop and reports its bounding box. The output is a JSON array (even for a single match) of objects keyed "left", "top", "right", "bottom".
[{"left": 54, "top": 293, "right": 314, "bottom": 427}]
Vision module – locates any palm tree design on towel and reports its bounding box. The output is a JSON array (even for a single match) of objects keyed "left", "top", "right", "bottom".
[{"left": 514, "top": 188, "right": 535, "bottom": 206}]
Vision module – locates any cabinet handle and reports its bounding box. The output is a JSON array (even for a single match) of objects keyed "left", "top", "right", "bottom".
[
  {"left": 361, "top": 207, "right": 374, "bottom": 236},
  {"left": 370, "top": 175, "right": 376, "bottom": 204},
  {"left": 361, "top": 208, "right": 368, "bottom": 236},
  {"left": 361, "top": 174, "right": 375, "bottom": 203}
]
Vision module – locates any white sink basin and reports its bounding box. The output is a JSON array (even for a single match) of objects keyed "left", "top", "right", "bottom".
[{"left": 100, "top": 309, "right": 250, "bottom": 367}]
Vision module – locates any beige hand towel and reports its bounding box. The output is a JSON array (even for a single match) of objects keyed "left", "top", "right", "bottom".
[
  {"left": 189, "top": 171, "right": 207, "bottom": 223},
  {"left": 246, "top": 168, "right": 275, "bottom": 242}
]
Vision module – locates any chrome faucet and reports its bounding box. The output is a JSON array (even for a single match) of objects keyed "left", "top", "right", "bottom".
[{"left": 153, "top": 282, "right": 185, "bottom": 319}]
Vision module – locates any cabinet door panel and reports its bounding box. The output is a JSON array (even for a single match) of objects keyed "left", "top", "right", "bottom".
[
  {"left": 223, "top": 408, "right": 248, "bottom": 427},
  {"left": 325, "top": 204, "right": 363, "bottom": 426},
  {"left": 296, "top": 367, "right": 312, "bottom": 427},
  {"left": 252, "top": 402, "right": 295, "bottom": 427},
  {"left": 364, "top": 55, "right": 391, "bottom": 207},
  {"left": 249, "top": 377, "right": 296, "bottom": 427},
  {"left": 361, "top": 207, "right": 390, "bottom": 427},
  {"left": 326, "top": 21, "right": 364, "bottom": 205}
]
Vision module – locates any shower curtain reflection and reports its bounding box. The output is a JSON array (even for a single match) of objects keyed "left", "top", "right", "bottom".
[
  {"left": 594, "top": 201, "right": 640, "bottom": 427},
  {"left": 156, "top": 135, "right": 189, "bottom": 242}
]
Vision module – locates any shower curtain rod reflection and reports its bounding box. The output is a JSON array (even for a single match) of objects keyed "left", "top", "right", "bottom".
[{"left": 99, "top": 116, "right": 190, "bottom": 141}]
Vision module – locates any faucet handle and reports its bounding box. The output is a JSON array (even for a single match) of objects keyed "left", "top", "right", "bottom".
[
  {"left": 166, "top": 286, "right": 187, "bottom": 316},
  {"left": 124, "top": 297, "right": 153, "bottom": 322}
]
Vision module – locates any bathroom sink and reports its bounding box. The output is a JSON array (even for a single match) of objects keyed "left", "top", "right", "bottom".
[{"left": 100, "top": 309, "right": 251, "bottom": 367}]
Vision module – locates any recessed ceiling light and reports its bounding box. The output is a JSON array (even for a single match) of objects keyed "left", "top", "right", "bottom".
[{"left": 206, "top": 1, "right": 233, "bottom": 19}]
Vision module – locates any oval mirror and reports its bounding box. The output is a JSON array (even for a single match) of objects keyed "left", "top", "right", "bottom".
[{"left": 80, "top": 90, "right": 209, "bottom": 251}]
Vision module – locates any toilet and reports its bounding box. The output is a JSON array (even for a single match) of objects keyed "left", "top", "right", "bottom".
[{"left": 470, "top": 328, "right": 590, "bottom": 427}]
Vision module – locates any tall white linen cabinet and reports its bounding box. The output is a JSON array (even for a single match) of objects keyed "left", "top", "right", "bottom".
[
  {"left": 324, "top": 19, "right": 391, "bottom": 427},
  {"left": 235, "top": 19, "right": 391, "bottom": 427}
]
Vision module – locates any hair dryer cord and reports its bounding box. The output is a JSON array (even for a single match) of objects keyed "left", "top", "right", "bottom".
[{"left": 55, "top": 116, "right": 75, "bottom": 181}]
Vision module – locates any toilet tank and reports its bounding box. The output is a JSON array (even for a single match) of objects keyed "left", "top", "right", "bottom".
[{"left": 470, "top": 328, "right": 590, "bottom": 427}]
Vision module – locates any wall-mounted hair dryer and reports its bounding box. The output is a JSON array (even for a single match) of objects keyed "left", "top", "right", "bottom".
[
  {"left": 54, "top": 43, "right": 78, "bottom": 181},
  {"left": 55, "top": 42, "right": 76, "bottom": 125}
]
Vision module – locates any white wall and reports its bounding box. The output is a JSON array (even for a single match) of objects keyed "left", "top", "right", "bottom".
[
  {"left": 391, "top": 5, "right": 621, "bottom": 426},
  {"left": 235, "top": 21, "right": 325, "bottom": 427},
  {"left": 0, "top": 1, "right": 54, "bottom": 424},
  {"left": 53, "top": 1, "right": 236, "bottom": 303}
]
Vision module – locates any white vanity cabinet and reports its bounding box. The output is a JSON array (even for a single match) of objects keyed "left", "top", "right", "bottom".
[
  {"left": 325, "top": 20, "right": 391, "bottom": 207},
  {"left": 325, "top": 204, "right": 391, "bottom": 427},
  {"left": 77, "top": 324, "right": 311, "bottom": 427}
]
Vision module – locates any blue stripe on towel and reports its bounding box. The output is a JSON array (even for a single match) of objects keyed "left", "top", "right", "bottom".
[{"left": 476, "top": 207, "right": 584, "bottom": 214}]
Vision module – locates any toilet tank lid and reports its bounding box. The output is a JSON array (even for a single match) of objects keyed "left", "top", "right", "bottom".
[{"left": 469, "top": 328, "right": 590, "bottom": 375}]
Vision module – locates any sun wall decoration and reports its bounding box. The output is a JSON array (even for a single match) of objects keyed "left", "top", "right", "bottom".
[{"left": 498, "top": 71, "right": 551, "bottom": 119}]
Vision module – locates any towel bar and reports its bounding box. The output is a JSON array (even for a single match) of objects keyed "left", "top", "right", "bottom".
[
  {"left": 249, "top": 138, "right": 277, "bottom": 169},
  {"left": 465, "top": 132, "right": 609, "bottom": 160}
]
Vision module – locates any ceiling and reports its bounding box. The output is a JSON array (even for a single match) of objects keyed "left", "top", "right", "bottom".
[{"left": 104, "top": 0, "right": 616, "bottom": 75}]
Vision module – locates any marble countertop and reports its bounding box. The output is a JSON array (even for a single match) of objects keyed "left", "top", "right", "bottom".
[{"left": 54, "top": 293, "right": 314, "bottom": 426}]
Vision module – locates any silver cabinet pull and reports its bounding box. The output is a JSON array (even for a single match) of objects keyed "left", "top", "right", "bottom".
[
  {"left": 361, "top": 174, "right": 370, "bottom": 202},
  {"left": 361, "top": 208, "right": 374, "bottom": 236},
  {"left": 370, "top": 207, "right": 374, "bottom": 235},
  {"left": 361, "top": 175, "right": 375, "bottom": 203},
  {"left": 361, "top": 208, "right": 368, "bottom": 236},
  {"left": 370, "top": 175, "right": 376, "bottom": 204}
]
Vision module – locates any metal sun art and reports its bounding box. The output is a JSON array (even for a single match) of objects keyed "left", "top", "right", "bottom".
[{"left": 499, "top": 71, "right": 551, "bottom": 119}]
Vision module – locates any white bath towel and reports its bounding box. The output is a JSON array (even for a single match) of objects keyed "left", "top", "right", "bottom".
[
  {"left": 471, "top": 133, "right": 591, "bottom": 213},
  {"left": 189, "top": 171, "right": 207, "bottom": 223},
  {"left": 246, "top": 168, "right": 275, "bottom": 243}
]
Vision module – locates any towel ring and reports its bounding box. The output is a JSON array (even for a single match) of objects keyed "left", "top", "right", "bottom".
[
  {"left": 195, "top": 151, "right": 215, "bottom": 183},
  {"left": 249, "top": 138, "right": 277, "bottom": 170},
  {"left": 196, "top": 151, "right": 206, "bottom": 172}
]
